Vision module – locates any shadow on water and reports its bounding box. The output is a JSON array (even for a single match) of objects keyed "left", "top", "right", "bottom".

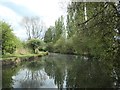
[{"left": 2, "top": 53, "right": 120, "bottom": 89}]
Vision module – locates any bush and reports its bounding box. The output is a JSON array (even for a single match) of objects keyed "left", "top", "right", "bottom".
[
  {"left": 27, "top": 39, "right": 42, "bottom": 53},
  {"left": 53, "top": 37, "right": 66, "bottom": 53},
  {"left": 64, "top": 38, "right": 75, "bottom": 54},
  {"left": 45, "top": 42, "right": 54, "bottom": 52}
]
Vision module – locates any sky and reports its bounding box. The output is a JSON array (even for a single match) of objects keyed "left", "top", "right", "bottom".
[{"left": 0, "top": 0, "right": 69, "bottom": 40}]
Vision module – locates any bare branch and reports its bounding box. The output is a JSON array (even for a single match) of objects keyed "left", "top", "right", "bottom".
[{"left": 21, "top": 16, "right": 45, "bottom": 40}]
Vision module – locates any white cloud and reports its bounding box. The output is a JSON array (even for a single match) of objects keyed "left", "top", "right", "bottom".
[
  {"left": 0, "top": 0, "right": 69, "bottom": 40},
  {"left": 13, "top": 28, "right": 27, "bottom": 40},
  {"left": 0, "top": 4, "right": 22, "bottom": 25},
  {"left": 9, "top": 0, "right": 66, "bottom": 27},
  {"left": 0, "top": 4, "right": 26, "bottom": 40}
]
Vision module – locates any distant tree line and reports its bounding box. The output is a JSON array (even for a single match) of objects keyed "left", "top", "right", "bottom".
[{"left": 44, "top": 2, "right": 120, "bottom": 60}]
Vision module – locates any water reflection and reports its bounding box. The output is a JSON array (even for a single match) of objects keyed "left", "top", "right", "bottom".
[
  {"left": 12, "top": 68, "right": 56, "bottom": 88},
  {"left": 2, "top": 53, "right": 120, "bottom": 89}
]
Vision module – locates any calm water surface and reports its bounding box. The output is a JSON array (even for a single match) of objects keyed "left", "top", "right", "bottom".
[{"left": 2, "top": 53, "right": 120, "bottom": 88}]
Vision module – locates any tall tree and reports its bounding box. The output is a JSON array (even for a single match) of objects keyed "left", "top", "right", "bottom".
[
  {"left": 66, "top": 2, "right": 119, "bottom": 57},
  {"left": 44, "top": 26, "right": 53, "bottom": 43},
  {"left": 66, "top": 7, "right": 75, "bottom": 38},
  {"left": 53, "top": 16, "right": 65, "bottom": 43},
  {"left": 21, "top": 16, "right": 45, "bottom": 40}
]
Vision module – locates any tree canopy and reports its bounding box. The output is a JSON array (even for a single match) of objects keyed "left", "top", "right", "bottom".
[{"left": 0, "top": 20, "right": 19, "bottom": 54}]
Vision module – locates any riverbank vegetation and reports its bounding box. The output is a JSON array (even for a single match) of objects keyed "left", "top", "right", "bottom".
[
  {"left": 1, "top": 1, "right": 120, "bottom": 89},
  {"left": 1, "top": 2, "right": 120, "bottom": 64},
  {"left": 0, "top": 20, "right": 48, "bottom": 60},
  {"left": 44, "top": 2, "right": 120, "bottom": 61},
  {"left": 43, "top": 2, "right": 120, "bottom": 78}
]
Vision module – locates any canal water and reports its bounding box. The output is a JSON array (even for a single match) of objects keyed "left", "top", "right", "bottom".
[{"left": 2, "top": 53, "right": 120, "bottom": 89}]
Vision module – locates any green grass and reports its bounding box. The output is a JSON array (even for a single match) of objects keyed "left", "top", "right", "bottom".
[{"left": 2, "top": 51, "right": 48, "bottom": 60}]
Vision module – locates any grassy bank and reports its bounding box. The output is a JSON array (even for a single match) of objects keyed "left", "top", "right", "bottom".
[{"left": 1, "top": 51, "right": 48, "bottom": 60}]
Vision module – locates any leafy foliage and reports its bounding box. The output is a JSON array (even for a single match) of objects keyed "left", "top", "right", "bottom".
[
  {"left": 44, "top": 26, "right": 53, "bottom": 43},
  {"left": 27, "top": 39, "right": 43, "bottom": 53},
  {"left": 53, "top": 16, "right": 65, "bottom": 43},
  {"left": 0, "top": 21, "right": 19, "bottom": 54},
  {"left": 44, "top": 2, "right": 120, "bottom": 62},
  {"left": 45, "top": 42, "right": 54, "bottom": 52},
  {"left": 53, "top": 37, "right": 66, "bottom": 53}
]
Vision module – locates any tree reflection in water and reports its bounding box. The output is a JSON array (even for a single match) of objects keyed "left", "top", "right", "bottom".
[
  {"left": 12, "top": 61, "right": 56, "bottom": 88},
  {"left": 2, "top": 53, "right": 120, "bottom": 89},
  {"left": 43, "top": 54, "right": 120, "bottom": 88},
  {"left": 13, "top": 69, "right": 48, "bottom": 88}
]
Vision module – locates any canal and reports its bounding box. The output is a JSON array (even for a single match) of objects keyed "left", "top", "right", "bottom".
[{"left": 2, "top": 53, "right": 120, "bottom": 89}]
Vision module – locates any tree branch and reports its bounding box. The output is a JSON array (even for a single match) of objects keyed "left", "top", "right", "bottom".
[{"left": 78, "top": 3, "right": 109, "bottom": 26}]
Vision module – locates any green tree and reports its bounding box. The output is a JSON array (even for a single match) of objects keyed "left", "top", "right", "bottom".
[
  {"left": 53, "top": 37, "right": 66, "bottom": 53},
  {"left": 53, "top": 16, "right": 65, "bottom": 43},
  {"left": 0, "top": 21, "right": 18, "bottom": 54},
  {"left": 66, "top": 3, "right": 76, "bottom": 38},
  {"left": 44, "top": 16, "right": 66, "bottom": 53},
  {"left": 44, "top": 26, "right": 53, "bottom": 43},
  {"left": 67, "top": 2, "right": 119, "bottom": 58},
  {"left": 27, "top": 39, "right": 42, "bottom": 53}
]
